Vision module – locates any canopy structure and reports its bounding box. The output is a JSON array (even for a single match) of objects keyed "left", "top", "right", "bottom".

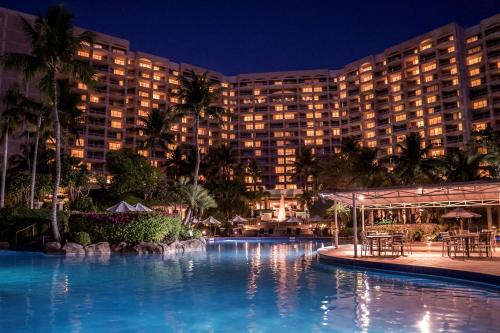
[
  {"left": 319, "top": 181, "right": 500, "bottom": 257},
  {"left": 231, "top": 215, "right": 248, "bottom": 224},
  {"left": 203, "top": 216, "right": 222, "bottom": 225},
  {"left": 442, "top": 208, "right": 481, "bottom": 219},
  {"left": 106, "top": 201, "right": 136, "bottom": 213},
  {"left": 134, "top": 203, "right": 153, "bottom": 212},
  {"left": 320, "top": 181, "right": 500, "bottom": 210}
]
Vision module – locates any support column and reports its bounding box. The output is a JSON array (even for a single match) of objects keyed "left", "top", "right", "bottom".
[
  {"left": 497, "top": 206, "right": 500, "bottom": 227},
  {"left": 487, "top": 207, "right": 493, "bottom": 229},
  {"left": 352, "top": 193, "right": 358, "bottom": 258},
  {"left": 334, "top": 201, "right": 339, "bottom": 248},
  {"left": 369, "top": 210, "right": 374, "bottom": 225},
  {"left": 361, "top": 205, "right": 365, "bottom": 233}
]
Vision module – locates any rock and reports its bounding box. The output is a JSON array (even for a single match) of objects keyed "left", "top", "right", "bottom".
[
  {"left": 133, "top": 242, "right": 163, "bottom": 254},
  {"left": 62, "top": 242, "right": 85, "bottom": 256},
  {"left": 85, "top": 242, "right": 111, "bottom": 255},
  {"left": 45, "top": 241, "right": 62, "bottom": 253},
  {"left": 111, "top": 242, "right": 128, "bottom": 253},
  {"left": 0, "top": 241, "right": 10, "bottom": 249},
  {"left": 199, "top": 237, "right": 207, "bottom": 245},
  {"left": 158, "top": 243, "right": 171, "bottom": 253},
  {"left": 169, "top": 241, "right": 185, "bottom": 253},
  {"left": 181, "top": 239, "right": 205, "bottom": 251}
]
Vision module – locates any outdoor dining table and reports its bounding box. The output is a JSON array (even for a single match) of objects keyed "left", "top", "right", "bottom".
[
  {"left": 366, "top": 234, "right": 402, "bottom": 256},
  {"left": 451, "top": 233, "right": 478, "bottom": 257}
]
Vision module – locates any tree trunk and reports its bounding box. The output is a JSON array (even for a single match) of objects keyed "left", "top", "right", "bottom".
[
  {"left": 29, "top": 114, "right": 42, "bottom": 209},
  {"left": 0, "top": 123, "right": 9, "bottom": 208},
  {"left": 50, "top": 79, "right": 61, "bottom": 241},
  {"left": 184, "top": 112, "right": 200, "bottom": 225}
]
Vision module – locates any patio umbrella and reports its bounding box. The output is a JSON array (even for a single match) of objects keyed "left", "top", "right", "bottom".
[
  {"left": 231, "top": 215, "right": 248, "bottom": 224},
  {"left": 134, "top": 203, "right": 153, "bottom": 212},
  {"left": 106, "top": 201, "right": 136, "bottom": 213},
  {"left": 203, "top": 216, "right": 222, "bottom": 225},
  {"left": 309, "top": 215, "right": 323, "bottom": 222},
  {"left": 284, "top": 216, "right": 301, "bottom": 224},
  {"left": 442, "top": 208, "right": 481, "bottom": 219},
  {"left": 442, "top": 208, "right": 481, "bottom": 231}
]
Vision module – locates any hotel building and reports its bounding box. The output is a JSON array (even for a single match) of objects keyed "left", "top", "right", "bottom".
[{"left": 1, "top": 7, "right": 500, "bottom": 190}]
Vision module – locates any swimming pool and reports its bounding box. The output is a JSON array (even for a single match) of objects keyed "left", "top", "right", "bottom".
[{"left": 0, "top": 239, "right": 499, "bottom": 332}]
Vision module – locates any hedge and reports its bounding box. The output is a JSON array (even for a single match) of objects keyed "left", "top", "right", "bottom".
[
  {"left": 69, "top": 212, "right": 185, "bottom": 244},
  {"left": 365, "top": 223, "right": 444, "bottom": 241}
]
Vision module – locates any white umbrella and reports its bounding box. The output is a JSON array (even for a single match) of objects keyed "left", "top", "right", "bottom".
[
  {"left": 232, "top": 215, "right": 248, "bottom": 224},
  {"left": 134, "top": 203, "right": 153, "bottom": 212},
  {"left": 203, "top": 216, "right": 222, "bottom": 225},
  {"left": 442, "top": 208, "right": 481, "bottom": 219},
  {"left": 106, "top": 201, "right": 136, "bottom": 213},
  {"left": 284, "top": 216, "right": 301, "bottom": 223}
]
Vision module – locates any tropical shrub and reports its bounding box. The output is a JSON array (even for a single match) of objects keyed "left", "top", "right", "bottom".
[
  {"left": 179, "top": 225, "right": 203, "bottom": 240},
  {"left": 69, "top": 212, "right": 183, "bottom": 244},
  {"left": 73, "top": 231, "right": 91, "bottom": 246}
]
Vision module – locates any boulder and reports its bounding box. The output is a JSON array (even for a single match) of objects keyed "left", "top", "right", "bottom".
[
  {"left": 62, "top": 242, "right": 85, "bottom": 256},
  {"left": 181, "top": 239, "right": 205, "bottom": 251},
  {"left": 158, "top": 243, "right": 171, "bottom": 253},
  {"left": 133, "top": 242, "right": 164, "bottom": 254},
  {"left": 85, "top": 242, "right": 111, "bottom": 255},
  {"left": 45, "top": 241, "right": 62, "bottom": 253},
  {"left": 169, "top": 241, "right": 185, "bottom": 253},
  {"left": 111, "top": 242, "right": 128, "bottom": 253}
]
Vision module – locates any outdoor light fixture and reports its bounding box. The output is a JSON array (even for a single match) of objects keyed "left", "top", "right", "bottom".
[{"left": 358, "top": 194, "right": 365, "bottom": 201}]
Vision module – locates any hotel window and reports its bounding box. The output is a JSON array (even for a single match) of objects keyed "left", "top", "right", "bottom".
[
  {"left": 244, "top": 141, "right": 254, "bottom": 148},
  {"left": 390, "top": 74, "right": 402, "bottom": 82},
  {"left": 139, "top": 81, "right": 150, "bottom": 88},
  {"left": 361, "top": 83, "right": 373, "bottom": 92},
  {"left": 428, "top": 116, "right": 442, "bottom": 126},
  {"left": 77, "top": 83, "right": 87, "bottom": 90},
  {"left": 466, "top": 35, "right": 479, "bottom": 44},
  {"left": 467, "top": 46, "right": 482, "bottom": 54},
  {"left": 138, "top": 91, "right": 149, "bottom": 98},
  {"left": 422, "top": 63, "right": 436, "bottom": 72},
  {"left": 113, "top": 69, "right": 124, "bottom": 76},
  {"left": 427, "top": 96, "right": 437, "bottom": 103},
  {"left": 470, "top": 78, "right": 481, "bottom": 87},
  {"left": 275, "top": 167, "right": 285, "bottom": 173},
  {"left": 393, "top": 95, "right": 402, "bottom": 102},
  {"left": 391, "top": 85, "right": 401, "bottom": 93},
  {"left": 302, "top": 87, "right": 313, "bottom": 93},
  {"left": 255, "top": 123, "right": 265, "bottom": 130},
  {"left": 304, "top": 139, "right": 314, "bottom": 145},
  {"left": 447, "top": 46, "right": 455, "bottom": 53},
  {"left": 394, "top": 104, "right": 404, "bottom": 112},
  {"left": 284, "top": 113, "right": 294, "bottom": 120},
  {"left": 416, "top": 120, "right": 424, "bottom": 128},
  {"left": 306, "top": 130, "right": 315, "bottom": 137},
  {"left": 450, "top": 66, "right": 457, "bottom": 75},
  {"left": 313, "top": 87, "right": 323, "bottom": 92},
  {"left": 110, "top": 109, "right": 122, "bottom": 118},
  {"left": 109, "top": 142, "right": 121, "bottom": 150},
  {"left": 366, "top": 121, "right": 375, "bottom": 129},
  {"left": 314, "top": 104, "right": 324, "bottom": 110},
  {"left": 424, "top": 75, "right": 434, "bottom": 83},
  {"left": 420, "top": 41, "right": 432, "bottom": 51},
  {"left": 395, "top": 114, "right": 406, "bottom": 122},
  {"left": 360, "top": 74, "right": 372, "bottom": 83},
  {"left": 275, "top": 105, "right": 285, "bottom": 111},
  {"left": 273, "top": 114, "right": 283, "bottom": 120},
  {"left": 254, "top": 89, "right": 260, "bottom": 95},
  {"left": 469, "top": 68, "right": 480, "bottom": 76},
  {"left": 340, "top": 92, "right": 347, "bottom": 99},
  {"left": 332, "top": 128, "right": 340, "bottom": 136},
  {"left": 254, "top": 115, "right": 263, "bottom": 121},
  {"left": 472, "top": 99, "right": 487, "bottom": 109},
  {"left": 111, "top": 120, "right": 122, "bottom": 129},
  {"left": 114, "top": 58, "right": 125, "bottom": 65},
  {"left": 75, "top": 138, "right": 84, "bottom": 147},
  {"left": 139, "top": 62, "right": 152, "bottom": 69},
  {"left": 168, "top": 78, "right": 179, "bottom": 85},
  {"left": 140, "top": 100, "right": 150, "bottom": 107},
  {"left": 90, "top": 95, "right": 100, "bottom": 103},
  {"left": 71, "top": 149, "right": 84, "bottom": 158},
  {"left": 429, "top": 127, "right": 442, "bottom": 136},
  {"left": 316, "top": 138, "right": 323, "bottom": 145},
  {"left": 77, "top": 50, "right": 89, "bottom": 57},
  {"left": 467, "top": 55, "right": 482, "bottom": 66},
  {"left": 366, "top": 131, "right": 375, "bottom": 139},
  {"left": 415, "top": 99, "right": 422, "bottom": 107},
  {"left": 331, "top": 111, "right": 340, "bottom": 117},
  {"left": 92, "top": 54, "right": 103, "bottom": 61}
]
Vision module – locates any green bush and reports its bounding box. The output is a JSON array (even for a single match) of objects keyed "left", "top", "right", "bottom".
[
  {"left": 73, "top": 232, "right": 91, "bottom": 246},
  {"left": 70, "top": 196, "right": 97, "bottom": 212},
  {"left": 179, "top": 225, "right": 203, "bottom": 240},
  {"left": 69, "top": 213, "right": 183, "bottom": 244}
]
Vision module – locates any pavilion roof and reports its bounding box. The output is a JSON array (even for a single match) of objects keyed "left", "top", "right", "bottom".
[{"left": 319, "top": 180, "right": 500, "bottom": 209}]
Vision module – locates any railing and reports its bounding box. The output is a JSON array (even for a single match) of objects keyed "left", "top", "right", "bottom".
[{"left": 15, "top": 223, "right": 36, "bottom": 245}]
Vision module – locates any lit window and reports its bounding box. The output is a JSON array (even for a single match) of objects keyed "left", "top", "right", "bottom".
[
  {"left": 90, "top": 95, "right": 100, "bottom": 103},
  {"left": 114, "top": 58, "right": 125, "bottom": 65},
  {"left": 395, "top": 114, "right": 406, "bottom": 122},
  {"left": 77, "top": 50, "right": 89, "bottom": 58},
  {"left": 427, "top": 96, "right": 437, "bottom": 103},
  {"left": 422, "top": 62, "right": 436, "bottom": 72},
  {"left": 113, "top": 69, "right": 124, "bottom": 76},
  {"left": 466, "top": 35, "right": 479, "bottom": 44},
  {"left": 467, "top": 55, "right": 482, "bottom": 66},
  {"left": 108, "top": 142, "right": 121, "bottom": 150},
  {"left": 470, "top": 79, "right": 481, "bottom": 87},
  {"left": 302, "top": 87, "right": 313, "bottom": 93},
  {"left": 469, "top": 68, "right": 480, "bottom": 76},
  {"left": 429, "top": 127, "right": 442, "bottom": 136},
  {"left": 472, "top": 99, "right": 487, "bottom": 109},
  {"left": 71, "top": 149, "right": 84, "bottom": 158},
  {"left": 428, "top": 116, "right": 441, "bottom": 125},
  {"left": 110, "top": 109, "right": 122, "bottom": 118}
]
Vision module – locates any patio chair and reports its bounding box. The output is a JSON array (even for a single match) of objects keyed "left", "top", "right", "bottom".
[
  {"left": 403, "top": 229, "right": 413, "bottom": 255},
  {"left": 440, "top": 232, "right": 462, "bottom": 257},
  {"left": 386, "top": 234, "right": 404, "bottom": 257},
  {"left": 478, "top": 231, "right": 493, "bottom": 258},
  {"left": 361, "top": 232, "right": 370, "bottom": 257}
]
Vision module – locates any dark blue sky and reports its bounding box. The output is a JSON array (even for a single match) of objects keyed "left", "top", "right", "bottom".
[{"left": 1, "top": 0, "right": 499, "bottom": 75}]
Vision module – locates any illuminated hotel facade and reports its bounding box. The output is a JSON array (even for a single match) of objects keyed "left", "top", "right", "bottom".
[{"left": 1, "top": 7, "right": 500, "bottom": 190}]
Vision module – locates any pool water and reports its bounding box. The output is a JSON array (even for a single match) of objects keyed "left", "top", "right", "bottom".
[{"left": 0, "top": 239, "right": 499, "bottom": 332}]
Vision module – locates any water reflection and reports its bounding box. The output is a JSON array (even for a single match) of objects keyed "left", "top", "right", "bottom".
[{"left": 0, "top": 241, "right": 499, "bottom": 332}]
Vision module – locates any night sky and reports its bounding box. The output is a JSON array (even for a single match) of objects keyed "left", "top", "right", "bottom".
[{"left": 1, "top": 0, "right": 499, "bottom": 75}]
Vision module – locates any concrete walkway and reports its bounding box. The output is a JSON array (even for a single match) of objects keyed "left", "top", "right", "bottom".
[{"left": 318, "top": 242, "right": 500, "bottom": 286}]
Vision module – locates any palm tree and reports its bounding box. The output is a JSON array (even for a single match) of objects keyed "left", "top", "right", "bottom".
[
  {"left": 391, "top": 132, "right": 441, "bottom": 185},
  {"left": 293, "top": 147, "right": 317, "bottom": 192},
  {"left": 0, "top": 84, "right": 25, "bottom": 207},
  {"left": 139, "top": 108, "right": 173, "bottom": 165},
  {"left": 443, "top": 148, "right": 486, "bottom": 182},
  {"left": 1, "top": 5, "right": 95, "bottom": 240},
  {"left": 246, "top": 158, "right": 262, "bottom": 191},
  {"left": 170, "top": 70, "right": 225, "bottom": 223},
  {"left": 176, "top": 177, "right": 217, "bottom": 225},
  {"left": 163, "top": 146, "right": 192, "bottom": 181}
]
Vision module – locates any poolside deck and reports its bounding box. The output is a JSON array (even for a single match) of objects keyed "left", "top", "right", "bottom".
[{"left": 318, "top": 242, "right": 500, "bottom": 286}]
